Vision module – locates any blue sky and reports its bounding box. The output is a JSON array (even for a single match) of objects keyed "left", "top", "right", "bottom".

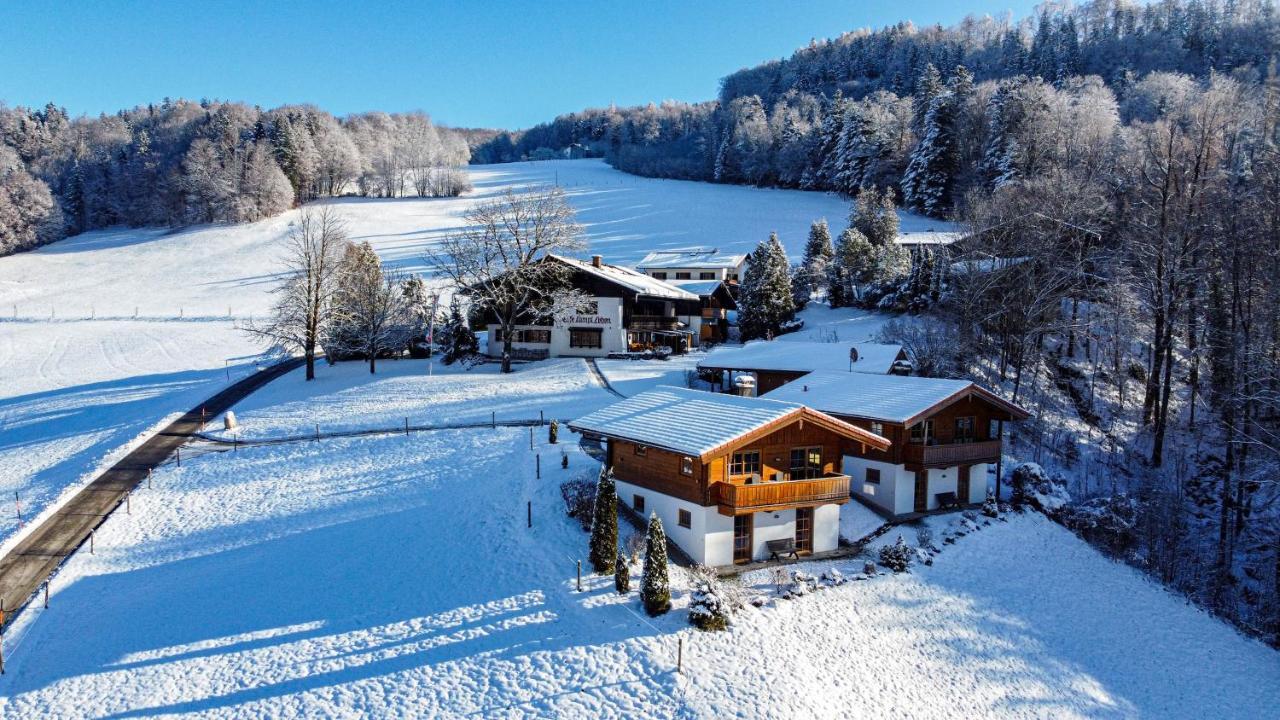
[{"left": 1, "top": 1, "right": 1041, "bottom": 129}]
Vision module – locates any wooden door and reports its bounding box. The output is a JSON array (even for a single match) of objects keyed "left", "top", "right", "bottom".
[
  {"left": 733, "top": 514, "right": 753, "bottom": 563},
  {"left": 794, "top": 507, "right": 813, "bottom": 553},
  {"left": 957, "top": 465, "right": 971, "bottom": 504},
  {"left": 913, "top": 470, "right": 928, "bottom": 513}
]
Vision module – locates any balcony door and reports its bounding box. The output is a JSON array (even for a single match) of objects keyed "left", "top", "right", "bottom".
[
  {"left": 794, "top": 507, "right": 813, "bottom": 553},
  {"left": 957, "top": 465, "right": 971, "bottom": 503},
  {"left": 913, "top": 470, "right": 928, "bottom": 513},
  {"left": 733, "top": 515, "right": 753, "bottom": 563},
  {"left": 789, "top": 447, "right": 822, "bottom": 480}
]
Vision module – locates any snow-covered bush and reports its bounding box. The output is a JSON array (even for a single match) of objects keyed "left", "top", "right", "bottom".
[
  {"left": 559, "top": 477, "right": 596, "bottom": 531},
  {"left": 878, "top": 536, "right": 914, "bottom": 573},
  {"left": 688, "top": 565, "right": 736, "bottom": 631},
  {"left": 1057, "top": 494, "right": 1140, "bottom": 557},
  {"left": 784, "top": 570, "right": 820, "bottom": 598},
  {"left": 981, "top": 492, "right": 1000, "bottom": 518},
  {"left": 614, "top": 547, "right": 630, "bottom": 594},
  {"left": 820, "top": 568, "right": 847, "bottom": 587},
  {"left": 1008, "top": 462, "right": 1072, "bottom": 514},
  {"left": 548, "top": 420, "right": 559, "bottom": 444}
]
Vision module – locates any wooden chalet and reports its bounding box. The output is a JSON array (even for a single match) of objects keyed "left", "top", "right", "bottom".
[
  {"left": 569, "top": 386, "right": 889, "bottom": 566},
  {"left": 764, "top": 371, "right": 1030, "bottom": 516},
  {"left": 697, "top": 341, "right": 909, "bottom": 394}
]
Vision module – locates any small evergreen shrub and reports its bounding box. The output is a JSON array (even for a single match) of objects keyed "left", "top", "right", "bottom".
[
  {"left": 614, "top": 546, "right": 630, "bottom": 594},
  {"left": 688, "top": 566, "right": 732, "bottom": 631},
  {"left": 878, "top": 536, "right": 913, "bottom": 573}
]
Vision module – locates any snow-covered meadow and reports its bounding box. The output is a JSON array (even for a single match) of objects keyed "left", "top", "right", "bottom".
[
  {"left": 2, "top": 357, "right": 1277, "bottom": 717},
  {"left": 0, "top": 158, "right": 885, "bottom": 549}
]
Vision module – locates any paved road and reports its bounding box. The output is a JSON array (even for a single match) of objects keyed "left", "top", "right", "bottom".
[
  {"left": 583, "top": 358, "right": 626, "bottom": 399},
  {"left": 0, "top": 357, "right": 305, "bottom": 630}
]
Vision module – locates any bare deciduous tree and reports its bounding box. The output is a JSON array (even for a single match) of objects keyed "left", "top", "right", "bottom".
[
  {"left": 243, "top": 206, "right": 350, "bottom": 380},
  {"left": 426, "top": 186, "right": 586, "bottom": 373}
]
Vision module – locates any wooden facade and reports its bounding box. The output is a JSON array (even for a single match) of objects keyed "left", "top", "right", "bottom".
[
  {"left": 606, "top": 409, "right": 886, "bottom": 517},
  {"left": 834, "top": 392, "right": 1027, "bottom": 471}
]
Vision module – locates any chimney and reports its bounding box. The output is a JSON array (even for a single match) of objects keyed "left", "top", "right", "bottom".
[
  {"left": 591, "top": 255, "right": 603, "bottom": 268},
  {"left": 733, "top": 375, "right": 757, "bottom": 398}
]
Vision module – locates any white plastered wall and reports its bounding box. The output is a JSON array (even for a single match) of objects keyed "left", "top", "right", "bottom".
[{"left": 614, "top": 479, "right": 733, "bottom": 566}]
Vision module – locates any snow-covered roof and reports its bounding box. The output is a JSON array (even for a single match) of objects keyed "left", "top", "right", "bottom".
[
  {"left": 636, "top": 248, "right": 745, "bottom": 270},
  {"left": 668, "top": 279, "right": 725, "bottom": 297},
  {"left": 895, "top": 231, "right": 964, "bottom": 246},
  {"left": 552, "top": 255, "right": 698, "bottom": 301},
  {"left": 568, "top": 386, "right": 886, "bottom": 458},
  {"left": 697, "top": 340, "right": 905, "bottom": 375},
  {"left": 762, "top": 370, "right": 1030, "bottom": 425}
]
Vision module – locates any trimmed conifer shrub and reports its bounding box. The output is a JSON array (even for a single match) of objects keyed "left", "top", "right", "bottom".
[
  {"left": 588, "top": 468, "right": 618, "bottom": 574},
  {"left": 641, "top": 513, "right": 671, "bottom": 616},
  {"left": 614, "top": 546, "right": 630, "bottom": 594}
]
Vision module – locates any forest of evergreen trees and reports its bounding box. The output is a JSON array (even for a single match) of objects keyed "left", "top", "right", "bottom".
[
  {"left": 475, "top": 0, "right": 1277, "bottom": 212},
  {"left": 0, "top": 99, "right": 471, "bottom": 256}
]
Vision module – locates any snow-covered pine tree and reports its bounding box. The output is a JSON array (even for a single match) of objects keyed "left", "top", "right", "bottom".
[
  {"left": 326, "top": 241, "right": 411, "bottom": 373},
  {"left": 439, "top": 296, "right": 478, "bottom": 365},
  {"left": 738, "top": 233, "right": 796, "bottom": 341},
  {"left": 850, "top": 186, "right": 901, "bottom": 248},
  {"left": 614, "top": 546, "right": 630, "bottom": 594},
  {"left": 641, "top": 513, "right": 671, "bottom": 616},
  {"left": 794, "top": 219, "right": 834, "bottom": 307},
  {"left": 832, "top": 227, "right": 876, "bottom": 303},
  {"left": 912, "top": 63, "right": 944, "bottom": 136},
  {"left": 401, "top": 275, "right": 434, "bottom": 356},
  {"left": 588, "top": 467, "right": 618, "bottom": 574},
  {"left": 810, "top": 91, "right": 847, "bottom": 190},
  {"left": 900, "top": 90, "right": 959, "bottom": 218}
]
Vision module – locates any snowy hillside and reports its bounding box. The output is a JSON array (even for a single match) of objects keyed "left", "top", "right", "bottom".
[
  {"left": 0, "top": 159, "right": 934, "bottom": 550},
  {"left": 1, "top": 358, "right": 1276, "bottom": 718}
]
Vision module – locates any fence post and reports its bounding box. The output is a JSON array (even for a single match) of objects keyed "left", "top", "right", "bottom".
[
  {"left": 43, "top": 582, "right": 49, "bottom": 609},
  {"left": 529, "top": 426, "right": 534, "bottom": 450},
  {"left": 536, "top": 454, "right": 541, "bottom": 480},
  {"left": 491, "top": 412, "right": 496, "bottom": 429},
  {"left": 147, "top": 467, "right": 152, "bottom": 490},
  {"left": 577, "top": 560, "right": 582, "bottom": 592},
  {"left": 678, "top": 637, "right": 684, "bottom": 673},
  {"left": 176, "top": 448, "right": 181, "bottom": 467},
  {"left": 13, "top": 492, "right": 21, "bottom": 528},
  {"left": 540, "top": 410, "right": 544, "bottom": 425},
  {"left": 405, "top": 417, "right": 409, "bottom": 436},
  {"left": 527, "top": 500, "right": 532, "bottom": 528},
  {"left": 90, "top": 529, "right": 95, "bottom": 554},
  {"left": 315, "top": 424, "right": 320, "bottom": 442}
]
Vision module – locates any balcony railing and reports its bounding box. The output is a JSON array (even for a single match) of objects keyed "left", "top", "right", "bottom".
[
  {"left": 715, "top": 474, "right": 850, "bottom": 516},
  {"left": 903, "top": 439, "right": 1002, "bottom": 467},
  {"left": 630, "top": 315, "right": 683, "bottom": 331}
]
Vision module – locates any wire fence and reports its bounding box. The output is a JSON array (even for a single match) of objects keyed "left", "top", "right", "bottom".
[
  {"left": 153, "top": 414, "right": 571, "bottom": 468},
  {"left": 3, "top": 304, "right": 254, "bottom": 323}
]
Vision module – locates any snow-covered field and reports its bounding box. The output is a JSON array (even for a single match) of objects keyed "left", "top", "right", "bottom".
[
  {"left": 0, "top": 158, "right": 901, "bottom": 549},
  {"left": 5, "top": 158, "right": 1278, "bottom": 716},
  {"left": 2, "top": 358, "right": 1277, "bottom": 717}
]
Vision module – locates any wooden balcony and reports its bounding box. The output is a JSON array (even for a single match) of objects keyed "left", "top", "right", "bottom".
[
  {"left": 701, "top": 308, "right": 727, "bottom": 320},
  {"left": 903, "top": 439, "right": 1002, "bottom": 467},
  {"left": 630, "top": 315, "right": 682, "bottom": 331},
  {"left": 715, "top": 475, "right": 850, "bottom": 516}
]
